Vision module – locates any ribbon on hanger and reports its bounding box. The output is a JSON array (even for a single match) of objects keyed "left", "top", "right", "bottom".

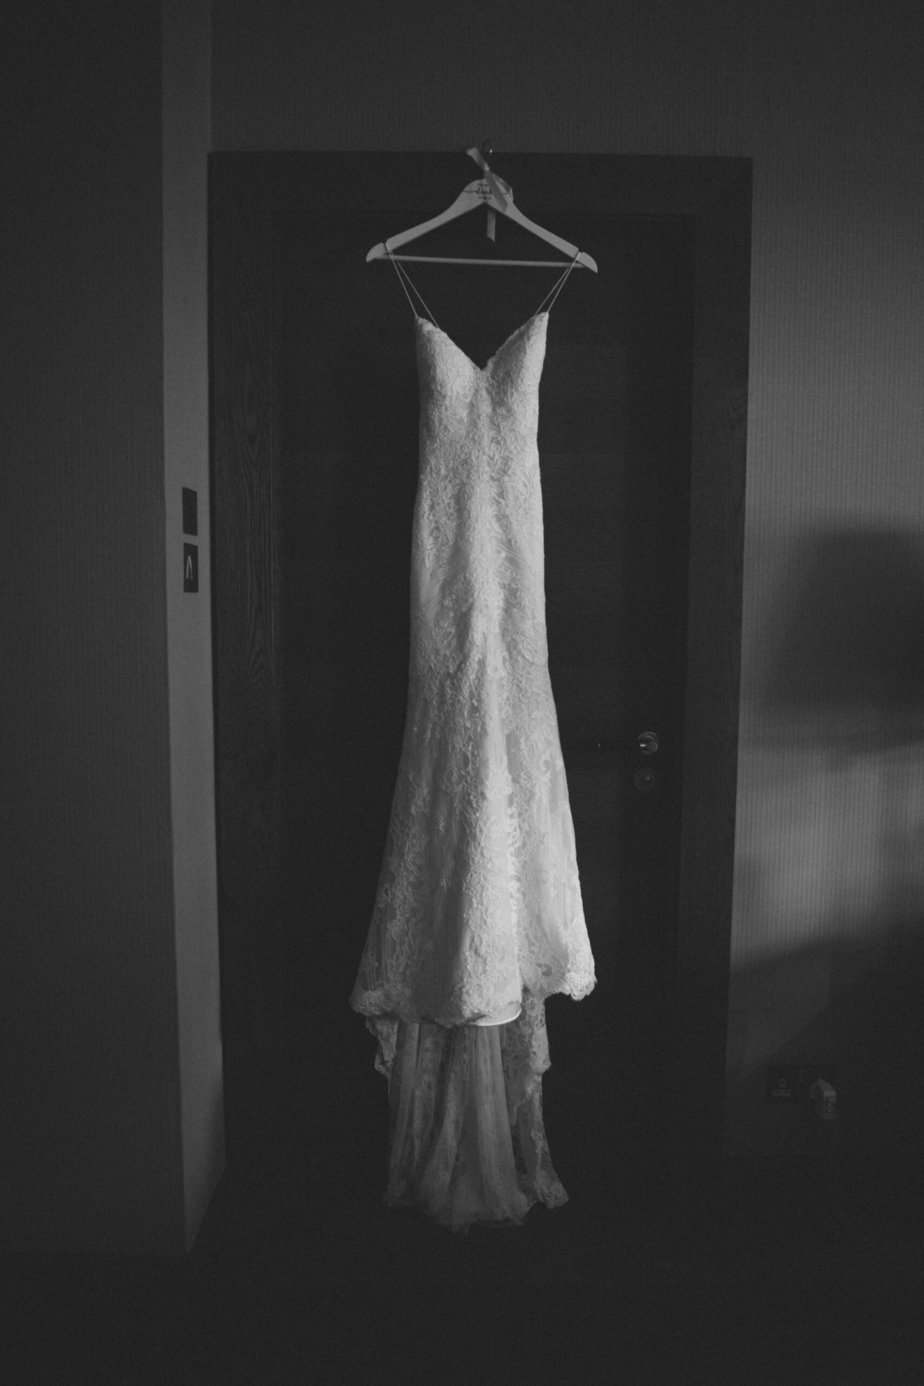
[{"left": 465, "top": 144, "right": 509, "bottom": 241}]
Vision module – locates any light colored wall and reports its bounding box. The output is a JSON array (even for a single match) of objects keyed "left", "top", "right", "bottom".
[
  {"left": 1, "top": 1, "right": 180, "bottom": 1252},
  {"left": 162, "top": 0, "right": 224, "bottom": 1250},
  {"left": 0, "top": 0, "right": 221, "bottom": 1252},
  {"left": 211, "top": 0, "right": 924, "bottom": 1149}
]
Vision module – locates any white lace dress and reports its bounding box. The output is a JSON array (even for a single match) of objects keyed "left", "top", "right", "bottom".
[{"left": 350, "top": 304, "right": 596, "bottom": 1229}]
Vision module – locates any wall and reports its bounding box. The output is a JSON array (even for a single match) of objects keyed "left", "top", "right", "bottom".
[
  {"left": 162, "top": 0, "right": 225, "bottom": 1246},
  {"left": 0, "top": 0, "right": 222, "bottom": 1252},
  {"left": 211, "top": 0, "right": 924, "bottom": 1153}
]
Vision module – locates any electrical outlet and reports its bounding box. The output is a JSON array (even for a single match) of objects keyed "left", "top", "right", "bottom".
[{"left": 765, "top": 1063, "right": 837, "bottom": 1103}]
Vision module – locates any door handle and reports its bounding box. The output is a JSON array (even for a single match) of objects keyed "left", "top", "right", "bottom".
[{"left": 637, "top": 731, "right": 660, "bottom": 756}]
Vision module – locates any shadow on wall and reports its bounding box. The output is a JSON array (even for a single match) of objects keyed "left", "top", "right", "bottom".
[{"left": 726, "top": 526, "right": 924, "bottom": 1153}]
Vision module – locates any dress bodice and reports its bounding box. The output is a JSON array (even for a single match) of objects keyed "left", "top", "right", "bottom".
[{"left": 411, "top": 312, "right": 550, "bottom": 682}]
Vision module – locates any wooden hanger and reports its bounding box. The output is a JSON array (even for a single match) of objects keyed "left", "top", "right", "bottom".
[{"left": 366, "top": 146, "right": 598, "bottom": 271}]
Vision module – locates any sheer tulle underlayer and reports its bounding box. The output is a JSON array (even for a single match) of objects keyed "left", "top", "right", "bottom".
[{"left": 368, "top": 992, "right": 567, "bottom": 1232}]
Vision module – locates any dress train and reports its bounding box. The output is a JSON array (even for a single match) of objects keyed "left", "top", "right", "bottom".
[{"left": 369, "top": 993, "right": 568, "bottom": 1231}]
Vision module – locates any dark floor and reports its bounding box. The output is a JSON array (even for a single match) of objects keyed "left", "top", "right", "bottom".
[{"left": 3, "top": 1067, "right": 923, "bottom": 1386}]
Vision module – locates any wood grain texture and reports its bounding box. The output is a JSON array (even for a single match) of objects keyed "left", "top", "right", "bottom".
[
  {"left": 209, "top": 169, "right": 289, "bottom": 1119},
  {"left": 674, "top": 167, "right": 752, "bottom": 1153}
]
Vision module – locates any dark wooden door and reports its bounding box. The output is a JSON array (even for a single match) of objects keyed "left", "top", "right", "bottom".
[{"left": 210, "top": 153, "right": 750, "bottom": 1182}]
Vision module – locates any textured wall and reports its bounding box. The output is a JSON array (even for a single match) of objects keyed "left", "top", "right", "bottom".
[
  {"left": 210, "top": 0, "right": 924, "bottom": 1150},
  {"left": 0, "top": 0, "right": 223, "bottom": 1252},
  {"left": 0, "top": 2, "right": 182, "bottom": 1249}
]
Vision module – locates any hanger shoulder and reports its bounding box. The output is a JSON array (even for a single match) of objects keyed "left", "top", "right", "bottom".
[
  {"left": 366, "top": 162, "right": 598, "bottom": 271},
  {"left": 501, "top": 200, "right": 598, "bottom": 272},
  {"left": 366, "top": 180, "right": 504, "bottom": 262}
]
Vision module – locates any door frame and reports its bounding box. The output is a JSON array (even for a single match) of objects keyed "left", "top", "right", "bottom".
[{"left": 209, "top": 151, "right": 752, "bottom": 1162}]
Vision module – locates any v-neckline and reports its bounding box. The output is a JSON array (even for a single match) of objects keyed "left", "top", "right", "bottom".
[{"left": 415, "top": 312, "right": 547, "bottom": 374}]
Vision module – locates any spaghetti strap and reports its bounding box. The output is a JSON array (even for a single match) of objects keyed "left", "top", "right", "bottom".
[
  {"left": 534, "top": 252, "right": 581, "bottom": 316},
  {"left": 388, "top": 256, "right": 440, "bottom": 329},
  {"left": 389, "top": 249, "right": 579, "bottom": 330}
]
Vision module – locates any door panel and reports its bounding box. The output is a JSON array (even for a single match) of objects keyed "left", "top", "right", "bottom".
[{"left": 210, "top": 152, "right": 751, "bottom": 1173}]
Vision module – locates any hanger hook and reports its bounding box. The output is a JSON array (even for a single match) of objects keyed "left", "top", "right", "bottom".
[{"left": 481, "top": 139, "right": 493, "bottom": 162}]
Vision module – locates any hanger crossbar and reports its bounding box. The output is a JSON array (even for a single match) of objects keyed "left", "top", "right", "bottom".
[{"left": 372, "top": 252, "right": 595, "bottom": 268}]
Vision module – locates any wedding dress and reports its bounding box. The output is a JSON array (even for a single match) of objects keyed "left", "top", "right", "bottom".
[{"left": 350, "top": 262, "right": 596, "bottom": 1229}]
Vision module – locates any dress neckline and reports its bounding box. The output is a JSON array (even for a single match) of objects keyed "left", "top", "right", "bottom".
[{"left": 415, "top": 312, "right": 548, "bottom": 374}]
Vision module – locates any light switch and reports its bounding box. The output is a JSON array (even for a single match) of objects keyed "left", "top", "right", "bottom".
[
  {"left": 184, "top": 543, "right": 199, "bottom": 593},
  {"left": 182, "top": 487, "right": 198, "bottom": 536}
]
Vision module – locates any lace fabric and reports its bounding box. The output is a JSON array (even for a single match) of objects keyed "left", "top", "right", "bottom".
[
  {"left": 351, "top": 308, "right": 596, "bottom": 1227},
  {"left": 375, "top": 994, "right": 567, "bottom": 1232}
]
